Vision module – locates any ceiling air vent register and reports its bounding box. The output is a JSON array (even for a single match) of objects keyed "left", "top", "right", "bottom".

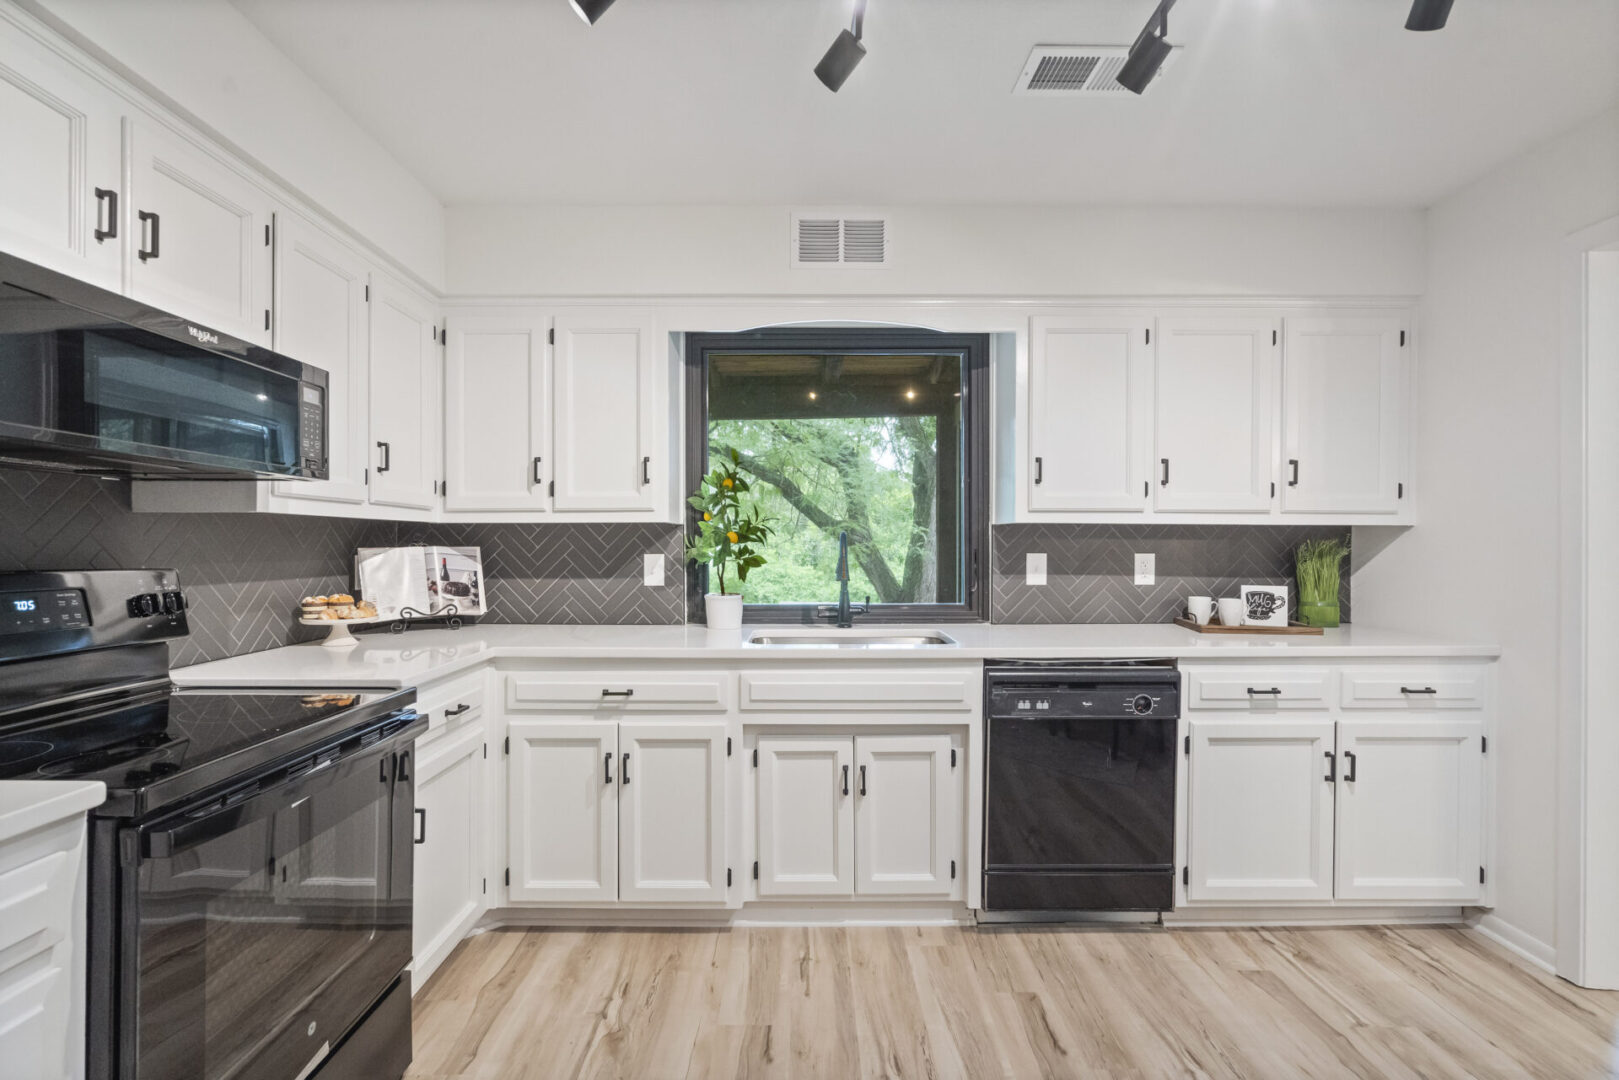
[
  {"left": 791, "top": 213, "right": 889, "bottom": 268},
  {"left": 1013, "top": 45, "right": 1180, "bottom": 96}
]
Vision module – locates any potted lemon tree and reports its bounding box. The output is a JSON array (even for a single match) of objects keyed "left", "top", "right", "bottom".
[{"left": 686, "top": 448, "right": 772, "bottom": 629}]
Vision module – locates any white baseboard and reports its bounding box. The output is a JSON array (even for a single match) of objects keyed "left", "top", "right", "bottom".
[
  {"left": 1470, "top": 913, "right": 1556, "bottom": 973},
  {"left": 474, "top": 901, "right": 971, "bottom": 930},
  {"left": 1164, "top": 906, "right": 1463, "bottom": 928}
]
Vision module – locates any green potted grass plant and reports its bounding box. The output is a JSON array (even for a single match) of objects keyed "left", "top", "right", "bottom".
[
  {"left": 685, "top": 448, "right": 772, "bottom": 629},
  {"left": 1295, "top": 536, "right": 1350, "bottom": 628}
]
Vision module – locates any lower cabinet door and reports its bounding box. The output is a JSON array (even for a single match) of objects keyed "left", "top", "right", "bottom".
[
  {"left": 756, "top": 736, "right": 854, "bottom": 897},
  {"left": 1186, "top": 719, "right": 1335, "bottom": 902},
  {"left": 853, "top": 734, "right": 960, "bottom": 897},
  {"left": 618, "top": 723, "right": 727, "bottom": 902},
  {"left": 507, "top": 721, "right": 617, "bottom": 903},
  {"left": 413, "top": 724, "right": 485, "bottom": 986},
  {"left": 1334, "top": 720, "right": 1484, "bottom": 902}
]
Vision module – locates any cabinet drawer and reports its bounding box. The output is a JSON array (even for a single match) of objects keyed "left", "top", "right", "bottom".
[
  {"left": 739, "top": 672, "right": 973, "bottom": 712},
  {"left": 416, "top": 670, "right": 488, "bottom": 736},
  {"left": 1185, "top": 667, "right": 1332, "bottom": 710},
  {"left": 506, "top": 672, "right": 729, "bottom": 712},
  {"left": 1340, "top": 667, "right": 1486, "bottom": 710},
  {"left": 0, "top": 850, "right": 69, "bottom": 964}
]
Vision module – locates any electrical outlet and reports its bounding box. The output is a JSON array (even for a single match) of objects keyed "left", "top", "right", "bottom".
[
  {"left": 1026, "top": 552, "right": 1047, "bottom": 587},
  {"left": 1134, "top": 553, "right": 1156, "bottom": 586},
  {"left": 643, "top": 553, "right": 665, "bottom": 587}
]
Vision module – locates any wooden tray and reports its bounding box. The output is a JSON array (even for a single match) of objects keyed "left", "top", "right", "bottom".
[{"left": 1174, "top": 617, "right": 1324, "bottom": 636}]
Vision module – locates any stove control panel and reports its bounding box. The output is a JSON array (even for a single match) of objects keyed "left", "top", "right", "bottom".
[
  {"left": 1, "top": 588, "right": 89, "bottom": 635},
  {"left": 128, "top": 591, "right": 186, "bottom": 620}
]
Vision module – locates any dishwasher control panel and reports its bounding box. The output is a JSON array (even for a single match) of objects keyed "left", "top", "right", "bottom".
[{"left": 986, "top": 666, "right": 1180, "bottom": 720}]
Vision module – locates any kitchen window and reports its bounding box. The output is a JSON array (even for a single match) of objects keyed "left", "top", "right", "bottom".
[{"left": 683, "top": 329, "right": 989, "bottom": 623}]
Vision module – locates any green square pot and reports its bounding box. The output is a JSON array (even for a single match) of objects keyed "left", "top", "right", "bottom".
[{"left": 1298, "top": 601, "right": 1340, "bottom": 628}]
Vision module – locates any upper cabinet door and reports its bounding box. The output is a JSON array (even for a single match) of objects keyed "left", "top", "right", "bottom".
[
  {"left": 853, "top": 734, "right": 960, "bottom": 898},
  {"left": 367, "top": 273, "right": 440, "bottom": 511},
  {"left": 1029, "top": 315, "right": 1151, "bottom": 512},
  {"left": 125, "top": 119, "right": 273, "bottom": 345},
  {"left": 444, "top": 314, "right": 551, "bottom": 512},
  {"left": 1281, "top": 317, "right": 1405, "bottom": 515},
  {"left": 270, "top": 213, "right": 370, "bottom": 504},
  {"left": 552, "top": 309, "right": 659, "bottom": 512},
  {"left": 618, "top": 722, "right": 727, "bottom": 903},
  {"left": 1154, "top": 316, "right": 1278, "bottom": 513},
  {"left": 507, "top": 721, "right": 618, "bottom": 903},
  {"left": 755, "top": 736, "right": 855, "bottom": 898},
  {"left": 0, "top": 19, "right": 121, "bottom": 289}
]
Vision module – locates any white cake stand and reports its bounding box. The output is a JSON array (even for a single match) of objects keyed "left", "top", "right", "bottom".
[{"left": 298, "top": 614, "right": 387, "bottom": 648}]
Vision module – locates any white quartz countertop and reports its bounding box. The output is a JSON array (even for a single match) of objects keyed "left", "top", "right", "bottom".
[
  {"left": 0, "top": 780, "right": 106, "bottom": 845},
  {"left": 171, "top": 623, "right": 1500, "bottom": 690}
]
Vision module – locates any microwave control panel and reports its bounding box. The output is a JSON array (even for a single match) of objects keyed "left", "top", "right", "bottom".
[{"left": 299, "top": 382, "right": 326, "bottom": 474}]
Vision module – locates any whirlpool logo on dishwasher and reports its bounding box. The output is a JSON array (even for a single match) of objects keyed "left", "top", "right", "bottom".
[{"left": 186, "top": 325, "right": 220, "bottom": 345}]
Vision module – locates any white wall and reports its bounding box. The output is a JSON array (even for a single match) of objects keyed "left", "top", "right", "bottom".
[
  {"left": 447, "top": 204, "right": 1425, "bottom": 297},
  {"left": 1354, "top": 106, "right": 1619, "bottom": 961},
  {"left": 20, "top": 0, "right": 445, "bottom": 289}
]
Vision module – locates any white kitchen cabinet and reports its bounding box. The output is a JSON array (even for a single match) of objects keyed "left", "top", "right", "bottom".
[
  {"left": 0, "top": 16, "right": 122, "bottom": 289},
  {"left": 755, "top": 736, "right": 854, "bottom": 897},
  {"left": 507, "top": 722, "right": 618, "bottom": 903},
  {"left": 618, "top": 723, "right": 728, "bottom": 902},
  {"left": 1333, "top": 720, "right": 1484, "bottom": 902},
  {"left": 368, "top": 272, "right": 441, "bottom": 511},
  {"left": 412, "top": 722, "right": 487, "bottom": 987},
  {"left": 552, "top": 309, "right": 660, "bottom": 513},
  {"left": 125, "top": 118, "right": 274, "bottom": 345},
  {"left": 1028, "top": 315, "right": 1151, "bottom": 511},
  {"left": 854, "top": 734, "right": 959, "bottom": 897},
  {"left": 270, "top": 213, "right": 371, "bottom": 505},
  {"left": 1186, "top": 719, "right": 1335, "bottom": 902},
  {"left": 443, "top": 313, "right": 551, "bottom": 512},
  {"left": 1153, "top": 316, "right": 1278, "bottom": 513},
  {"left": 1281, "top": 317, "right": 1406, "bottom": 515}
]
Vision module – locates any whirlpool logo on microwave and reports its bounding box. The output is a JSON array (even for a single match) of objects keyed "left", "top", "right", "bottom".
[{"left": 186, "top": 325, "right": 220, "bottom": 346}]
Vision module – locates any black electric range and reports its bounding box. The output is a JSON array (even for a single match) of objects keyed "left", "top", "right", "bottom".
[{"left": 0, "top": 569, "right": 424, "bottom": 1080}]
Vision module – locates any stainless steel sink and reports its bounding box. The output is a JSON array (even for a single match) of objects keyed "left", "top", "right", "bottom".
[{"left": 744, "top": 630, "right": 958, "bottom": 648}]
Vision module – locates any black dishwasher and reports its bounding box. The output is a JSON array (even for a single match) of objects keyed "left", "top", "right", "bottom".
[{"left": 983, "top": 661, "right": 1179, "bottom": 912}]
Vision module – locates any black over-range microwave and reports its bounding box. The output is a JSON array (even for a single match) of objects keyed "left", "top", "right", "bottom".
[{"left": 0, "top": 251, "right": 328, "bottom": 481}]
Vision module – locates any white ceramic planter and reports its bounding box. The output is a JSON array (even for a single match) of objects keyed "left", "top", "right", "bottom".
[{"left": 705, "top": 593, "right": 743, "bottom": 629}]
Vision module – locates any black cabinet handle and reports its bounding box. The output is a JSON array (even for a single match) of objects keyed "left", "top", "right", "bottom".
[
  {"left": 1289, "top": 459, "right": 1300, "bottom": 487},
  {"left": 533, "top": 457, "right": 543, "bottom": 485},
  {"left": 1161, "top": 458, "right": 1170, "bottom": 486},
  {"left": 94, "top": 187, "right": 118, "bottom": 241},
  {"left": 1324, "top": 751, "right": 1336, "bottom": 782},
  {"left": 445, "top": 703, "right": 471, "bottom": 717},
  {"left": 1400, "top": 686, "right": 1438, "bottom": 695},
  {"left": 859, "top": 764, "right": 867, "bottom": 796},
  {"left": 601, "top": 688, "right": 634, "bottom": 698},
  {"left": 1343, "top": 750, "right": 1357, "bottom": 782},
  {"left": 1246, "top": 687, "right": 1283, "bottom": 696},
  {"left": 396, "top": 750, "right": 410, "bottom": 782},
  {"left": 1034, "top": 456, "right": 1043, "bottom": 485},
  {"left": 622, "top": 752, "right": 630, "bottom": 784},
  {"left": 414, "top": 807, "right": 427, "bottom": 844},
  {"left": 604, "top": 752, "right": 613, "bottom": 784},
  {"left": 842, "top": 764, "right": 850, "bottom": 796},
  {"left": 137, "top": 210, "right": 160, "bottom": 261},
  {"left": 376, "top": 441, "right": 391, "bottom": 473},
  {"left": 642, "top": 456, "right": 651, "bottom": 485}
]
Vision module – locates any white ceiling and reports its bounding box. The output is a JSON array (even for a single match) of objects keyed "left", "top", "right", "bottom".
[{"left": 230, "top": 0, "right": 1619, "bottom": 208}]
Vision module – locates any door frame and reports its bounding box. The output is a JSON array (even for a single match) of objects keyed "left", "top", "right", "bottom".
[{"left": 1557, "top": 213, "right": 1619, "bottom": 988}]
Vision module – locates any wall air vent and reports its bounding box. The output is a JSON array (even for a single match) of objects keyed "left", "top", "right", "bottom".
[
  {"left": 791, "top": 212, "right": 890, "bottom": 268},
  {"left": 1013, "top": 45, "right": 1179, "bottom": 96}
]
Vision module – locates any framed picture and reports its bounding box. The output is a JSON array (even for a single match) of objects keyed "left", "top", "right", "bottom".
[{"left": 1240, "top": 584, "right": 1289, "bottom": 627}]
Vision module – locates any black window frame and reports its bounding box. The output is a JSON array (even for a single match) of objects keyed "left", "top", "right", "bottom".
[{"left": 683, "top": 327, "right": 990, "bottom": 625}]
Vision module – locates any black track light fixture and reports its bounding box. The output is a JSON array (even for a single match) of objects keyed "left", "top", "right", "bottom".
[
  {"left": 569, "top": 0, "right": 617, "bottom": 26},
  {"left": 1405, "top": 0, "right": 1454, "bottom": 31},
  {"left": 1117, "top": 0, "right": 1177, "bottom": 95},
  {"left": 815, "top": 0, "right": 869, "bottom": 93}
]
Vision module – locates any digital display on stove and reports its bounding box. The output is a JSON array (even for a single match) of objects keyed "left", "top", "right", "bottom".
[{"left": 0, "top": 589, "right": 89, "bottom": 635}]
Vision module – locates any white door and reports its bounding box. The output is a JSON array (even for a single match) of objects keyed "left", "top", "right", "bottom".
[
  {"left": 1029, "top": 315, "right": 1151, "bottom": 511},
  {"left": 1154, "top": 316, "right": 1278, "bottom": 512},
  {"left": 552, "top": 309, "right": 659, "bottom": 512},
  {"left": 756, "top": 736, "right": 854, "bottom": 897},
  {"left": 444, "top": 313, "right": 551, "bottom": 512},
  {"left": 853, "top": 734, "right": 959, "bottom": 897},
  {"left": 125, "top": 119, "right": 273, "bottom": 345},
  {"left": 0, "top": 18, "right": 122, "bottom": 288},
  {"left": 270, "top": 213, "right": 370, "bottom": 504},
  {"left": 507, "top": 721, "right": 617, "bottom": 903},
  {"left": 1334, "top": 720, "right": 1484, "bottom": 902},
  {"left": 1186, "top": 719, "right": 1335, "bottom": 902},
  {"left": 412, "top": 723, "right": 485, "bottom": 986},
  {"left": 367, "top": 272, "right": 440, "bottom": 511},
  {"left": 619, "top": 722, "right": 727, "bottom": 902},
  {"left": 1281, "top": 316, "right": 1405, "bottom": 514}
]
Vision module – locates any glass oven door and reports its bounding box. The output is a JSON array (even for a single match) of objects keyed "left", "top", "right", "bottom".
[{"left": 128, "top": 742, "right": 413, "bottom": 1080}]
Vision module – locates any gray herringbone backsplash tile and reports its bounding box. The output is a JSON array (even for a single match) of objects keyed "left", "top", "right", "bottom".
[{"left": 991, "top": 524, "right": 1351, "bottom": 624}]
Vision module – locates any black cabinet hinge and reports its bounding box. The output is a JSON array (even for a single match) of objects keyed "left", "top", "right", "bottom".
[
  {"left": 752, "top": 747, "right": 758, "bottom": 768},
  {"left": 482, "top": 877, "right": 487, "bottom": 894},
  {"left": 505, "top": 868, "right": 510, "bottom": 886},
  {"left": 365, "top": 284, "right": 370, "bottom": 301},
  {"left": 504, "top": 736, "right": 509, "bottom": 755},
  {"left": 727, "top": 737, "right": 732, "bottom": 756},
  {"left": 950, "top": 859, "right": 957, "bottom": 880},
  {"left": 1144, "top": 481, "right": 1149, "bottom": 498},
  {"left": 1480, "top": 866, "right": 1486, "bottom": 884},
  {"left": 1272, "top": 329, "right": 1278, "bottom": 346},
  {"left": 1481, "top": 736, "right": 1487, "bottom": 753},
  {"left": 1145, "top": 328, "right": 1151, "bottom": 345},
  {"left": 950, "top": 748, "right": 957, "bottom": 768},
  {"left": 752, "top": 860, "right": 759, "bottom": 880},
  {"left": 1400, "top": 330, "right": 1407, "bottom": 347},
  {"left": 1398, "top": 482, "right": 1405, "bottom": 499},
  {"left": 264, "top": 223, "right": 271, "bottom": 246},
  {"left": 548, "top": 327, "right": 555, "bottom": 345},
  {"left": 1184, "top": 735, "right": 1190, "bottom": 756},
  {"left": 264, "top": 309, "right": 270, "bottom": 331},
  {"left": 1182, "top": 866, "right": 1189, "bottom": 886},
  {"left": 548, "top": 480, "right": 554, "bottom": 497},
  {"left": 727, "top": 867, "right": 733, "bottom": 887},
  {"left": 433, "top": 480, "right": 438, "bottom": 495},
  {"left": 441, "top": 480, "right": 447, "bottom": 497},
  {"left": 364, "top": 468, "right": 369, "bottom": 485},
  {"left": 483, "top": 742, "right": 487, "bottom": 759},
  {"left": 1271, "top": 482, "right": 1276, "bottom": 498}
]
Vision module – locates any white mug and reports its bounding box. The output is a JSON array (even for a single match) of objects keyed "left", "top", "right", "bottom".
[
  {"left": 1187, "top": 596, "right": 1216, "bottom": 625},
  {"left": 1217, "top": 597, "right": 1244, "bottom": 627}
]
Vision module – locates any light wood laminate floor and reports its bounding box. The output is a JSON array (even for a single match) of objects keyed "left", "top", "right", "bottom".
[{"left": 406, "top": 925, "right": 1619, "bottom": 1079}]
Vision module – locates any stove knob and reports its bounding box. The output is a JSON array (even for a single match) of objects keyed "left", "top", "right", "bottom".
[
  {"left": 1133, "top": 694, "right": 1155, "bottom": 714},
  {"left": 128, "top": 593, "right": 159, "bottom": 618},
  {"left": 162, "top": 591, "right": 184, "bottom": 615}
]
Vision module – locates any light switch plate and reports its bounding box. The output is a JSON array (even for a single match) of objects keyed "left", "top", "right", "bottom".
[
  {"left": 1134, "top": 553, "right": 1155, "bottom": 586},
  {"left": 1026, "top": 552, "right": 1047, "bottom": 587},
  {"left": 643, "top": 553, "right": 665, "bottom": 587}
]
